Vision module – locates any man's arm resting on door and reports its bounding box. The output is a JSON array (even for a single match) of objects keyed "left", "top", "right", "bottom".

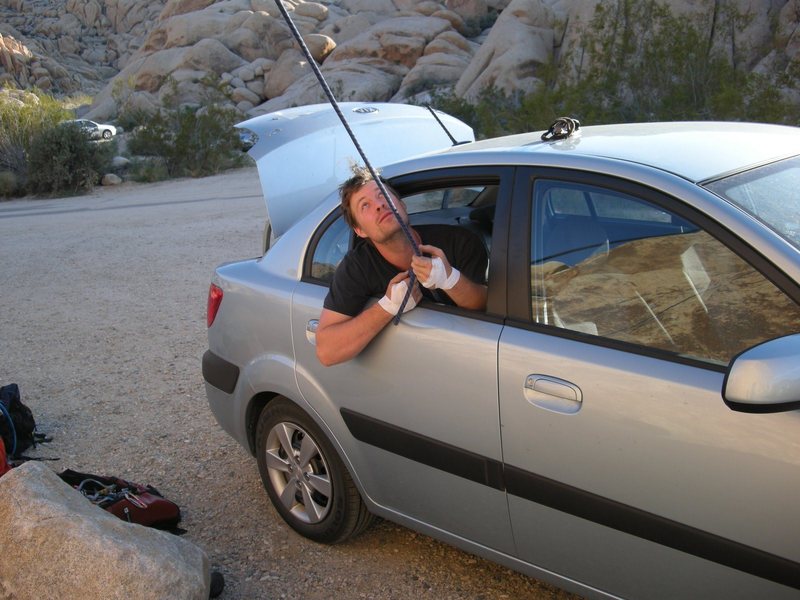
[{"left": 315, "top": 304, "right": 394, "bottom": 366}]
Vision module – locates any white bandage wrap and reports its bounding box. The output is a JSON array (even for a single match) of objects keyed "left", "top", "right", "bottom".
[
  {"left": 442, "top": 266, "right": 460, "bottom": 290},
  {"left": 421, "top": 257, "right": 460, "bottom": 290},
  {"left": 378, "top": 280, "right": 418, "bottom": 316}
]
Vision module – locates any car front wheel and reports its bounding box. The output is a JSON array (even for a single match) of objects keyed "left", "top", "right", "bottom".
[{"left": 255, "top": 398, "right": 374, "bottom": 543}]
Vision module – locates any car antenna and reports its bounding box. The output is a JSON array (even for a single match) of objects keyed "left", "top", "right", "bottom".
[
  {"left": 274, "top": 0, "right": 423, "bottom": 323},
  {"left": 424, "top": 104, "right": 470, "bottom": 146}
]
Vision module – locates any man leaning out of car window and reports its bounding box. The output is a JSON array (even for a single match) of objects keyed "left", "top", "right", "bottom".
[{"left": 316, "top": 166, "right": 488, "bottom": 366}]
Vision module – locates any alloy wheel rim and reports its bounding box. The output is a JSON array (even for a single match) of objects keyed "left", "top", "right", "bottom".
[{"left": 265, "top": 421, "right": 332, "bottom": 523}]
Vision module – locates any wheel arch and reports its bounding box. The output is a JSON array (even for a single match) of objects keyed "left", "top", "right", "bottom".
[
  {"left": 244, "top": 387, "right": 374, "bottom": 509},
  {"left": 234, "top": 351, "right": 301, "bottom": 455},
  {"left": 237, "top": 354, "right": 373, "bottom": 507},
  {"left": 245, "top": 391, "right": 279, "bottom": 455}
]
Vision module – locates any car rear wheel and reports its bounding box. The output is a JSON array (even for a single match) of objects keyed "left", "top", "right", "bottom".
[
  {"left": 102, "top": 129, "right": 112, "bottom": 139},
  {"left": 255, "top": 398, "right": 374, "bottom": 543}
]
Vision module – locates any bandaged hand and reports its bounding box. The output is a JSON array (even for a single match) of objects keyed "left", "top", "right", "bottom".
[
  {"left": 378, "top": 278, "right": 419, "bottom": 316},
  {"left": 418, "top": 256, "right": 460, "bottom": 290}
]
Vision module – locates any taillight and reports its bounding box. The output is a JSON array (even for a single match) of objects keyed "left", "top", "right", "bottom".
[{"left": 207, "top": 284, "right": 223, "bottom": 327}]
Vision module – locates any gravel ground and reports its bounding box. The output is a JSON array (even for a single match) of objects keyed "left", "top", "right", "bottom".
[{"left": 0, "top": 168, "right": 582, "bottom": 600}]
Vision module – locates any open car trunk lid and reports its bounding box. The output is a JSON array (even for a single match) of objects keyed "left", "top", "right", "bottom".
[{"left": 237, "top": 103, "right": 474, "bottom": 242}]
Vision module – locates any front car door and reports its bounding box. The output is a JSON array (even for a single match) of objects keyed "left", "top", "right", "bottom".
[
  {"left": 291, "top": 167, "right": 517, "bottom": 555},
  {"left": 499, "top": 169, "right": 800, "bottom": 598}
]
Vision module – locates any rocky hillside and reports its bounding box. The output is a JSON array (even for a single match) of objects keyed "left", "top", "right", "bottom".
[{"left": 1, "top": 0, "right": 799, "bottom": 122}]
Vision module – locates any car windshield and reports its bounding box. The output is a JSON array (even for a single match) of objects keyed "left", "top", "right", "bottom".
[{"left": 705, "top": 155, "right": 800, "bottom": 249}]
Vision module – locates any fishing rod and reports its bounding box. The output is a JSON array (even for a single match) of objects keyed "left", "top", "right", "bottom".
[{"left": 273, "top": 0, "right": 424, "bottom": 322}]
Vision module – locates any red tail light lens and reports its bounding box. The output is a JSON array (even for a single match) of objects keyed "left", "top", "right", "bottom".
[{"left": 207, "top": 284, "right": 223, "bottom": 327}]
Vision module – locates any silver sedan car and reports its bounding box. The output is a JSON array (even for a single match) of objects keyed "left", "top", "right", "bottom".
[{"left": 204, "top": 103, "right": 800, "bottom": 599}]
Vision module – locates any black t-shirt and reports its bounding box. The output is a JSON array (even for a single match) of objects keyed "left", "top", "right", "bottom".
[{"left": 323, "top": 224, "right": 487, "bottom": 317}]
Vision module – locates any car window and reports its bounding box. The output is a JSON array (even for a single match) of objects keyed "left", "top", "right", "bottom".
[
  {"left": 310, "top": 215, "right": 350, "bottom": 283},
  {"left": 308, "top": 184, "right": 494, "bottom": 285},
  {"left": 545, "top": 187, "right": 592, "bottom": 216},
  {"left": 592, "top": 191, "right": 673, "bottom": 223},
  {"left": 530, "top": 179, "right": 800, "bottom": 365},
  {"left": 403, "top": 186, "right": 483, "bottom": 214}
]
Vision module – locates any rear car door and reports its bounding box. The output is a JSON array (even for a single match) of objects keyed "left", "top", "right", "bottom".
[
  {"left": 291, "top": 168, "right": 517, "bottom": 553},
  {"left": 499, "top": 169, "right": 800, "bottom": 598}
]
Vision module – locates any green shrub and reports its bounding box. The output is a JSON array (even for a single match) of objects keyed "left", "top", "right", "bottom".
[
  {"left": 127, "top": 111, "right": 172, "bottom": 157},
  {"left": 430, "top": 0, "right": 800, "bottom": 138},
  {"left": 561, "top": 0, "right": 800, "bottom": 124},
  {"left": 26, "top": 123, "right": 114, "bottom": 195},
  {"left": 0, "top": 87, "right": 71, "bottom": 194},
  {"left": 0, "top": 170, "right": 18, "bottom": 197},
  {"left": 115, "top": 107, "right": 152, "bottom": 135},
  {"left": 128, "top": 157, "right": 170, "bottom": 183},
  {"left": 128, "top": 104, "right": 246, "bottom": 178},
  {"left": 430, "top": 87, "right": 542, "bottom": 139}
]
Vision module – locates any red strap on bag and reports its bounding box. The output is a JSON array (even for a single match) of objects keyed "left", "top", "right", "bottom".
[{"left": 0, "top": 438, "right": 11, "bottom": 477}]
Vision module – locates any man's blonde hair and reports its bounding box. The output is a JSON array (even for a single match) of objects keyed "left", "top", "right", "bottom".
[{"left": 339, "top": 165, "right": 400, "bottom": 229}]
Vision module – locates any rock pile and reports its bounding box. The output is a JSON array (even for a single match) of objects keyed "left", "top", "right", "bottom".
[
  {"left": 0, "top": 0, "right": 798, "bottom": 122},
  {"left": 86, "top": 0, "right": 516, "bottom": 119},
  {"left": 0, "top": 0, "right": 165, "bottom": 95}
]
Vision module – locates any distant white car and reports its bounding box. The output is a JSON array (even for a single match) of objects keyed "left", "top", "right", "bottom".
[{"left": 67, "top": 119, "right": 117, "bottom": 140}]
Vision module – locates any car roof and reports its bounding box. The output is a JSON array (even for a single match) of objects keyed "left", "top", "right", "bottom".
[{"left": 443, "top": 121, "right": 800, "bottom": 183}]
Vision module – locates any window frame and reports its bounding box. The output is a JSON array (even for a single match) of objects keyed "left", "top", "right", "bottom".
[
  {"left": 507, "top": 167, "right": 800, "bottom": 371},
  {"left": 301, "top": 166, "right": 515, "bottom": 320},
  {"left": 302, "top": 205, "right": 351, "bottom": 285}
]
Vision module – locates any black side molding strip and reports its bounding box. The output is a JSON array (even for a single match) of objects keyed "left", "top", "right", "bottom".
[
  {"left": 504, "top": 466, "right": 800, "bottom": 591},
  {"left": 341, "top": 407, "right": 800, "bottom": 591},
  {"left": 202, "top": 350, "right": 239, "bottom": 394},
  {"left": 340, "top": 408, "right": 504, "bottom": 490}
]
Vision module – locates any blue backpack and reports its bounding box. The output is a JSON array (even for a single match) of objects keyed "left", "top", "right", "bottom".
[{"left": 0, "top": 384, "right": 40, "bottom": 459}]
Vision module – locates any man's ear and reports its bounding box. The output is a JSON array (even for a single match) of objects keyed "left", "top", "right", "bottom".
[{"left": 353, "top": 225, "right": 368, "bottom": 238}]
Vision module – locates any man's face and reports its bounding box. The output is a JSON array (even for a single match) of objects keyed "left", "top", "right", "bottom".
[{"left": 349, "top": 180, "right": 408, "bottom": 244}]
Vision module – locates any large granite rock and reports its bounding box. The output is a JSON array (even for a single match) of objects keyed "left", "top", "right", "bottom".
[
  {"left": 0, "top": 0, "right": 165, "bottom": 94},
  {"left": 455, "top": 0, "right": 555, "bottom": 99},
  {"left": 0, "top": 462, "right": 209, "bottom": 600},
  {"left": 392, "top": 29, "right": 476, "bottom": 101},
  {"left": 252, "top": 13, "right": 456, "bottom": 112}
]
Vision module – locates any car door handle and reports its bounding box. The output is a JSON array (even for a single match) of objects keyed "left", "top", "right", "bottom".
[
  {"left": 306, "top": 319, "right": 318, "bottom": 345},
  {"left": 524, "top": 374, "right": 582, "bottom": 414}
]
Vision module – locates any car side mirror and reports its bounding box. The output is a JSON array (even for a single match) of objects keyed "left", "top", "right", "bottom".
[{"left": 723, "top": 334, "right": 800, "bottom": 412}]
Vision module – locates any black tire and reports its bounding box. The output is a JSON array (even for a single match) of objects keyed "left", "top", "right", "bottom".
[
  {"left": 102, "top": 129, "right": 112, "bottom": 139},
  {"left": 255, "top": 398, "right": 374, "bottom": 543}
]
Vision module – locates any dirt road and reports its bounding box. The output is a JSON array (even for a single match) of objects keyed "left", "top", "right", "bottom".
[{"left": 0, "top": 168, "right": 580, "bottom": 600}]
